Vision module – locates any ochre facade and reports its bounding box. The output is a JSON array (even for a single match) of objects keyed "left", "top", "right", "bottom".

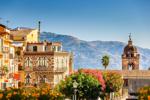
[{"left": 23, "top": 41, "right": 73, "bottom": 87}]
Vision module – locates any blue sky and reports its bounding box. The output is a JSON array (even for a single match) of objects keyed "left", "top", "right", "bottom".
[{"left": 0, "top": 0, "right": 150, "bottom": 48}]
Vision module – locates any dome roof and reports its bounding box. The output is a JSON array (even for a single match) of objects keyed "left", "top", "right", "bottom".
[
  {"left": 124, "top": 44, "right": 137, "bottom": 54},
  {"left": 123, "top": 34, "right": 138, "bottom": 54}
]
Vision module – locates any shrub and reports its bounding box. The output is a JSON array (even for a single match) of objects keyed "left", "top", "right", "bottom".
[
  {"left": 0, "top": 86, "right": 64, "bottom": 100},
  {"left": 138, "top": 86, "right": 150, "bottom": 100},
  {"left": 103, "top": 71, "right": 124, "bottom": 93},
  {"left": 56, "top": 71, "right": 103, "bottom": 100}
]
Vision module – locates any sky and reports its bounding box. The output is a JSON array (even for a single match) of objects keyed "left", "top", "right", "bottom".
[{"left": 0, "top": 0, "right": 150, "bottom": 48}]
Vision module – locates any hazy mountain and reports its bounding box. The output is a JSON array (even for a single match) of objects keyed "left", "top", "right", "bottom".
[{"left": 40, "top": 32, "right": 150, "bottom": 70}]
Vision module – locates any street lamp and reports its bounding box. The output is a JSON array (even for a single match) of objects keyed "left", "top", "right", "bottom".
[
  {"left": 73, "top": 80, "right": 78, "bottom": 100},
  {"left": 25, "top": 73, "right": 31, "bottom": 86}
]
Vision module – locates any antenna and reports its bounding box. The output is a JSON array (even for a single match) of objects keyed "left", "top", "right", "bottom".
[
  {"left": 38, "top": 21, "right": 41, "bottom": 42},
  {"left": 6, "top": 20, "right": 10, "bottom": 27}
]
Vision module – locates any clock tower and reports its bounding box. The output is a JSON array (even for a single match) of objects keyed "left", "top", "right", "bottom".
[{"left": 122, "top": 34, "right": 140, "bottom": 70}]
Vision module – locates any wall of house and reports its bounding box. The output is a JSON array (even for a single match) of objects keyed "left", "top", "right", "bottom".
[
  {"left": 27, "top": 44, "right": 62, "bottom": 52},
  {"left": 128, "top": 79, "right": 150, "bottom": 93},
  {"left": 26, "top": 29, "right": 38, "bottom": 42}
]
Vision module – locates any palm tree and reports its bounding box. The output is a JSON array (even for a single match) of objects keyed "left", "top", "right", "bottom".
[{"left": 101, "top": 55, "right": 109, "bottom": 70}]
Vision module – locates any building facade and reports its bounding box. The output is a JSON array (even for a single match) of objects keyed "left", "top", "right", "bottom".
[
  {"left": 0, "top": 23, "right": 73, "bottom": 89},
  {"left": 0, "top": 24, "right": 40, "bottom": 89},
  {"left": 23, "top": 41, "right": 73, "bottom": 87},
  {"left": 10, "top": 27, "right": 39, "bottom": 86},
  {"left": 0, "top": 24, "right": 16, "bottom": 89}
]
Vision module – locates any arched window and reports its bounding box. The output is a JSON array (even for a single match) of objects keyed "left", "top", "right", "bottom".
[
  {"left": 43, "top": 57, "right": 47, "bottom": 67},
  {"left": 38, "top": 57, "right": 48, "bottom": 67},
  {"left": 38, "top": 57, "right": 42, "bottom": 66},
  {"left": 25, "top": 57, "right": 32, "bottom": 68},
  {"left": 44, "top": 46, "right": 48, "bottom": 51},
  {"left": 33, "top": 46, "right": 37, "bottom": 52}
]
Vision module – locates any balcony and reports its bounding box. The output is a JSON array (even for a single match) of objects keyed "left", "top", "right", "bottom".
[
  {"left": 24, "top": 66, "right": 33, "bottom": 72},
  {"left": 54, "top": 67, "right": 67, "bottom": 73},
  {"left": 33, "top": 66, "right": 52, "bottom": 71}
]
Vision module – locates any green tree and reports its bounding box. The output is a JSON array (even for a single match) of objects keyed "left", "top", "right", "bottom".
[
  {"left": 56, "top": 72, "right": 103, "bottom": 100},
  {"left": 103, "top": 71, "right": 124, "bottom": 93},
  {"left": 3, "top": 65, "right": 8, "bottom": 73},
  {"left": 101, "top": 55, "right": 109, "bottom": 70}
]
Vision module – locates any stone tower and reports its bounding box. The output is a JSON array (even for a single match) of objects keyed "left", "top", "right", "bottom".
[{"left": 122, "top": 34, "right": 140, "bottom": 70}]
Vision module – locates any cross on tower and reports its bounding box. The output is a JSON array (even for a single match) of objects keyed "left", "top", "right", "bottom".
[{"left": 129, "top": 33, "right": 132, "bottom": 40}]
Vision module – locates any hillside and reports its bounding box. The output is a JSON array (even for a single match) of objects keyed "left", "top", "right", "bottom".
[{"left": 40, "top": 32, "right": 150, "bottom": 70}]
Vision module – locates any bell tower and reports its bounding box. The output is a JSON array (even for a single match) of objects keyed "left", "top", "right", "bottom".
[{"left": 122, "top": 34, "right": 140, "bottom": 70}]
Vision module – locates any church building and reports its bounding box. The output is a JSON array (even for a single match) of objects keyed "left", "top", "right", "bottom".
[{"left": 121, "top": 35, "right": 150, "bottom": 93}]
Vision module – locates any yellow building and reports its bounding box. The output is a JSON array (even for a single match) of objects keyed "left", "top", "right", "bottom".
[
  {"left": 10, "top": 27, "right": 39, "bottom": 86},
  {"left": 0, "top": 25, "right": 39, "bottom": 89},
  {"left": 10, "top": 28, "right": 38, "bottom": 42},
  {"left": 0, "top": 24, "right": 15, "bottom": 89},
  {"left": 0, "top": 24, "right": 11, "bottom": 67}
]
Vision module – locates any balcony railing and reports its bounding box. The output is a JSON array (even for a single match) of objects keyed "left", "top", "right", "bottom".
[
  {"left": 33, "top": 66, "right": 52, "bottom": 71},
  {"left": 25, "top": 66, "right": 67, "bottom": 72},
  {"left": 25, "top": 66, "right": 33, "bottom": 71},
  {"left": 54, "top": 67, "right": 67, "bottom": 73}
]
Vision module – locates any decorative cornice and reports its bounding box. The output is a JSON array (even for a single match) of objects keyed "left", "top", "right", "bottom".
[{"left": 23, "top": 51, "right": 70, "bottom": 56}]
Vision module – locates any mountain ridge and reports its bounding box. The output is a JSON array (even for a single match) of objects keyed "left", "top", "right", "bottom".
[{"left": 40, "top": 32, "right": 150, "bottom": 70}]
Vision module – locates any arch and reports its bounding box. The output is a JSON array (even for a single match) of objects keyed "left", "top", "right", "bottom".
[{"left": 128, "top": 63, "right": 136, "bottom": 70}]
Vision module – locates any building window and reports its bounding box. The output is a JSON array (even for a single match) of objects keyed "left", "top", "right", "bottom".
[
  {"left": 38, "top": 57, "right": 48, "bottom": 67},
  {"left": 26, "top": 73, "right": 31, "bottom": 84},
  {"left": 58, "top": 46, "right": 61, "bottom": 51},
  {"left": 62, "top": 59, "right": 64, "bottom": 67},
  {"left": 124, "top": 79, "right": 128, "bottom": 87},
  {"left": 52, "top": 46, "right": 56, "bottom": 51},
  {"left": 33, "top": 46, "right": 37, "bottom": 52},
  {"left": 38, "top": 57, "right": 42, "bottom": 66},
  {"left": 25, "top": 57, "right": 32, "bottom": 68},
  {"left": 43, "top": 57, "right": 47, "bottom": 67},
  {"left": 44, "top": 46, "right": 47, "bottom": 51}
]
